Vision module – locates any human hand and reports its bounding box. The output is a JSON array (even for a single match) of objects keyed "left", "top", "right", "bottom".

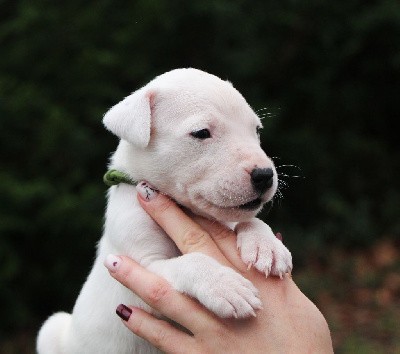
[{"left": 104, "top": 184, "right": 333, "bottom": 353}]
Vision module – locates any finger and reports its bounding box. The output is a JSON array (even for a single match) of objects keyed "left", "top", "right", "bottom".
[
  {"left": 118, "top": 305, "right": 196, "bottom": 353},
  {"left": 191, "top": 216, "right": 250, "bottom": 273},
  {"left": 136, "top": 181, "right": 230, "bottom": 266},
  {"left": 104, "top": 254, "right": 218, "bottom": 332}
]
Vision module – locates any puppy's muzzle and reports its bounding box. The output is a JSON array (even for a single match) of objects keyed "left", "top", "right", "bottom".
[
  {"left": 250, "top": 168, "right": 274, "bottom": 195},
  {"left": 238, "top": 168, "right": 274, "bottom": 211}
]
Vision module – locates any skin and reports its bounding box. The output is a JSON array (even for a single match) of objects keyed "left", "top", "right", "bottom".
[{"left": 105, "top": 188, "right": 334, "bottom": 354}]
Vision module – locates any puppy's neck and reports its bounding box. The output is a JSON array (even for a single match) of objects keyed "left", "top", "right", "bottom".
[{"left": 108, "top": 140, "right": 143, "bottom": 182}]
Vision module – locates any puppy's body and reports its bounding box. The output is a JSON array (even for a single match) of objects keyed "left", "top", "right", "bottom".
[{"left": 37, "top": 69, "right": 292, "bottom": 354}]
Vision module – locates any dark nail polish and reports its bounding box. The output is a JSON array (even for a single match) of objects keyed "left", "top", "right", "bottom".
[{"left": 116, "top": 304, "right": 132, "bottom": 321}]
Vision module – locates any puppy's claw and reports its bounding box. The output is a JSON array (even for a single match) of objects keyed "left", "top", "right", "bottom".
[
  {"left": 237, "top": 221, "right": 293, "bottom": 279},
  {"left": 264, "top": 264, "right": 272, "bottom": 278}
]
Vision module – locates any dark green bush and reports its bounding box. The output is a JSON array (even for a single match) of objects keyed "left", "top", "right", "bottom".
[{"left": 1, "top": 0, "right": 398, "bottom": 338}]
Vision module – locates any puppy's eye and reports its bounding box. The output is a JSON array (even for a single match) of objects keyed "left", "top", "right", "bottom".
[{"left": 190, "top": 128, "right": 211, "bottom": 140}]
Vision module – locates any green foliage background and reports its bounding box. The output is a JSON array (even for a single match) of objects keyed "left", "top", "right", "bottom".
[{"left": 1, "top": 0, "right": 399, "bottom": 351}]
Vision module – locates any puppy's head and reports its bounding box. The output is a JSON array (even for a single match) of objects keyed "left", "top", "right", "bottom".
[{"left": 104, "top": 68, "right": 277, "bottom": 222}]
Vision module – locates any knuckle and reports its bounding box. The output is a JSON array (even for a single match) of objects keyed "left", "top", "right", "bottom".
[
  {"left": 181, "top": 227, "right": 209, "bottom": 250},
  {"left": 212, "top": 225, "right": 234, "bottom": 242},
  {"left": 146, "top": 280, "right": 171, "bottom": 305}
]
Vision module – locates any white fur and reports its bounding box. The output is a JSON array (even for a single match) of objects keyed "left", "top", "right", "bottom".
[{"left": 37, "top": 68, "right": 292, "bottom": 354}]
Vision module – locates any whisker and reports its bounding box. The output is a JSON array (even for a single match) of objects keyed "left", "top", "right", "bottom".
[
  {"left": 276, "top": 164, "right": 302, "bottom": 170},
  {"left": 278, "top": 180, "right": 289, "bottom": 188},
  {"left": 258, "top": 113, "right": 274, "bottom": 117},
  {"left": 279, "top": 173, "right": 304, "bottom": 179},
  {"left": 256, "top": 107, "right": 278, "bottom": 121},
  {"left": 273, "top": 189, "right": 284, "bottom": 207},
  {"left": 276, "top": 163, "right": 304, "bottom": 179},
  {"left": 274, "top": 160, "right": 302, "bottom": 208}
]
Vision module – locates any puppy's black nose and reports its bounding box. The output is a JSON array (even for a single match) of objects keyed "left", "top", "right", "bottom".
[{"left": 251, "top": 168, "right": 274, "bottom": 194}]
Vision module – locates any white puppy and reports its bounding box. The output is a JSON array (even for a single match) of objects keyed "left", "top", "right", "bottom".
[{"left": 37, "top": 68, "right": 292, "bottom": 354}]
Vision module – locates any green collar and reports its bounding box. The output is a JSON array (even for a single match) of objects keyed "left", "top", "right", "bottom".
[{"left": 103, "top": 169, "right": 137, "bottom": 187}]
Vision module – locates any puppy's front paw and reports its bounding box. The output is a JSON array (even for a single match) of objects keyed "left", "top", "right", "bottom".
[
  {"left": 236, "top": 220, "right": 292, "bottom": 278},
  {"left": 194, "top": 265, "right": 262, "bottom": 318}
]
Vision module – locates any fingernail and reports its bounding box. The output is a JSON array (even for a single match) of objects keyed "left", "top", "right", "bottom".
[
  {"left": 104, "top": 254, "right": 122, "bottom": 272},
  {"left": 136, "top": 181, "right": 158, "bottom": 201},
  {"left": 116, "top": 304, "right": 132, "bottom": 321},
  {"left": 275, "top": 232, "right": 283, "bottom": 242}
]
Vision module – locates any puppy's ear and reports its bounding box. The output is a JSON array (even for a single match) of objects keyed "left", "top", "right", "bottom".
[{"left": 103, "top": 88, "right": 153, "bottom": 148}]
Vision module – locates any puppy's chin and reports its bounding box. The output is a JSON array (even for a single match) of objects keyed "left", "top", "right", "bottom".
[
  {"left": 189, "top": 203, "right": 264, "bottom": 223},
  {"left": 171, "top": 191, "right": 271, "bottom": 223},
  {"left": 170, "top": 187, "right": 273, "bottom": 222}
]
